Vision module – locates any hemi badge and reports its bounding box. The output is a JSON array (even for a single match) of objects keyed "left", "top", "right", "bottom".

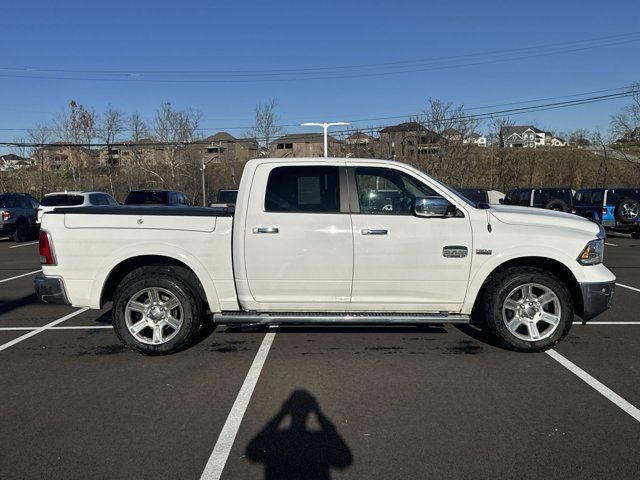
[
  {"left": 476, "top": 249, "right": 492, "bottom": 255},
  {"left": 443, "top": 246, "right": 468, "bottom": 258}
]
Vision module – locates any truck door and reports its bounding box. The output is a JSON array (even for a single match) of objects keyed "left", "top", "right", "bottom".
[
  {"left": 347, "top": 164, "right": 472, "bottom": 310},
  {"left": 243, "top": 164, "right": 353, "bottom": 305}
]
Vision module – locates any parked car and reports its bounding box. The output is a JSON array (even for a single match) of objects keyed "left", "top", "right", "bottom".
[
  {"left": 38, "top": 191, "right": 119, "bottom": 224},
  {"left": 456, "top": 188, "right": 505, "bottom": 205},
  {"left": 502, "top": 188, "right": 574, "bottom": 212},
  {"left": 216, "top": 189, "right": 238, "bottom": 204},
  {"left": 0, "top": 192, "right": 40, "bottom": 242},
  {"left": 572, "top": 188, "right": 640, "bottom": 238},
  {"left": 36, "top": 158, "right": 614, "bottom": 355},
  {"left": 124, "top": 190, "right": 193, "bottom": 206}
]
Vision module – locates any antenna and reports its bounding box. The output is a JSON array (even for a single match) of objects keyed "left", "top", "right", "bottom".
[{"left": 301, "top": 122, "right": 350, "bottom": 157}]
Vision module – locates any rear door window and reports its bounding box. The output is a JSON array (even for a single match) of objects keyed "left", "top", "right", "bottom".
[
  {"left": 519, "top": 190, "right": 531, "bottom": 206},
  {"left": 591, "top": 190, "right": 603, "bottom": 205},
  {"left": 265, "top": 166, "right": 340, "bottom": 213}
]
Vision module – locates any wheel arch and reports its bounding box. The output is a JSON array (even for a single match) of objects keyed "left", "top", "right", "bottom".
[
  {"left": 470, "top": 256, "right": 583, "bottom": 320},
  {"left": 100, "top": 255, "right": 212, "bottom": 311}
]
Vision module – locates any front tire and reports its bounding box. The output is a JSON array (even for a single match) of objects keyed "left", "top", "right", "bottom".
[
  {"left": 112, "top": 268, "right": 203, "bottom": 355},
  {"left": 478, "top": 267, "right": 573, "bottom": 352}
]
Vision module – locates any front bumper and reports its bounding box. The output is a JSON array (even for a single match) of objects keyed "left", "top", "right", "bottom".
[
  {"left": 34, "top": 273, "right": 71, "bottom": 305},
  {"left": 580, "top": 280, "right": 615, "bottom": 322}
]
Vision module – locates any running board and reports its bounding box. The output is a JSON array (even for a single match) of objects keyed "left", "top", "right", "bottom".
[{"left": 213, "top": 311, "right": 470, "bottom": 325}]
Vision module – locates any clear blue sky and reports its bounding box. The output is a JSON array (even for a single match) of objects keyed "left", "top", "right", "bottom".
[{"left": 1, "top": 0, "right": 639, "bottom": 150}]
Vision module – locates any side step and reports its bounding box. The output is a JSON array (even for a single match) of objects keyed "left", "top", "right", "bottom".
[{"left": 212, "top": 311, "right": 470, "bottom": 325}]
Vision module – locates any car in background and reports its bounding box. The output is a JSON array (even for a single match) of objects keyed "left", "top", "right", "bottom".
[
  {"left": 124, "top": 189, "right": 193, "bottom": 206},
  {"left": 216, "top": 189, "right": 238, "bottom": 204},
  {"left": 0, "top": 192, "right": 40, "bottom": 242},
  {"left": 456, "top": 188, "right": 505, "bottom": 205},
  {"left": 501, "top": 188, "right": 574, "bottom": 212},
  {"left": 38, "top": 191, "right": 119, "bottom": 224},
  {"left": 572, "top": 188, "right": 640, "bottom": 238}
]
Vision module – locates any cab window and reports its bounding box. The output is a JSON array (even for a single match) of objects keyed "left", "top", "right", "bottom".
[
  {"left": 354, "top": 167, "right": 437, "bottom": 215},
  {"left": 265, "top": 166, "right": 340, "bottom": 213}
]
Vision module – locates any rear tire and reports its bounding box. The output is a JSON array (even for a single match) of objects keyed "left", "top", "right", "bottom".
[
  {"left": 544, "top": 198, "right": 568, "bottom": 212},
  {"left": 478, "top": 267, "right": 573, "bottom": 352},
  {"left": 615, "top": 198, "right": 640, "bottom": 224},
  {"left": 112, "top": 267, "right": 203, "bottom": 355},
  {"left": 12, "top": 220, "right": 29, "bottom": 242}
]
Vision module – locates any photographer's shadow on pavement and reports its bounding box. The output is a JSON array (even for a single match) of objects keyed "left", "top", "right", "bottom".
[{"left": 246, "top": 390, "right": 352, "bottom": 480}]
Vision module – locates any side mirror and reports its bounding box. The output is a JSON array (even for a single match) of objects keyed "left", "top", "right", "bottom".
[{"left": 414, "top": 196, "right": 457, "bottom": 218}]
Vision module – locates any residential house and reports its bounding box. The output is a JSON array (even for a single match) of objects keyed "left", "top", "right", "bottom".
[
  {"left": 619, "top": 127, "right": 640, "bottom": 143},
  {"left": 198, "top": 132, "right": 259, "bottom": 163},
  {"left": 378, "top": 122, "right": 442, "bottom": 158},
  {"left": 36, "top": 143, "right": 98, "bottom": 169},
  {"left": 269, "top": 133, "right": 340, "bottom": 157},
  {"left": 548, "top": 136, "right": 567, "bottom": 147},
  {"left": 441, "top": 128, "right": 487, "bottom": 147},
  {"left": 501, "top": 126, "right": 547, "bottom": 148},
  {"left": 0, "top": 154, "right": 32, "bottom": 171},
  {"left": 343, "top": 132, "right": 378, "bottom": 157}
]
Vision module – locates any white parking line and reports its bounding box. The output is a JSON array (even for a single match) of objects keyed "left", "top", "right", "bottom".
[
  {"left": 546, "top": 350, "right": 640, "bottom": 422},
  {"left": 0, "top": 308, "right": 89, "bottom": 352},
  {"left": 616, "top": 283, "right": 640, "bottom": 294},
  {"left": 9, "top": 241, "right": 39, "bottom": 249},
  {"left": 0, "top": 325, "right": 112, "bottom": 331},
  {"left": 605, "top": 242, "right": 618, "bottom": 247},
  {"left": 573, "top": 322, "right": 640, "bottom": 325},
  {"left": 0, "top": 269, "right": 42, "bottom": 284},
  {"left": 200, "top": 326, "right": 278, "bottom": 480}
]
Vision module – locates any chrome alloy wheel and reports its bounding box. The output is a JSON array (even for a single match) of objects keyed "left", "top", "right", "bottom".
[
  {"left": 125, "top": 287, "right": 184, "bottom": 345},
  {"left": 621, "top": 201, "right": 639, "bottom": 221},
  {"left": 501, "top": 283, "right": 561, "bottom": 342}
]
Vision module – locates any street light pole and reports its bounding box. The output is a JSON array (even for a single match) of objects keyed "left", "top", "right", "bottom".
[
  {"left": 201, "top": 156, "right": 219, "bottom": 206},
  {"left": 301, "top": 122, "right": 350, "bottom": 157}
]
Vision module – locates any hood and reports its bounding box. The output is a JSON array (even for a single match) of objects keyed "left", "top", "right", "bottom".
[{"left": 490, "top": 205, "right": 601, "bottom": 237}]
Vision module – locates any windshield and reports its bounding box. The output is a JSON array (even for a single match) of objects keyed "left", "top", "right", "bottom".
[
  {"left": 125, "top": 191, "right": 169, "bottom": 205},
  {"left": 456, "top": 189, "right": 487, "bottom": 205},
  {"left": 40, "top": 194, "right": 84, "bottom": 206}
]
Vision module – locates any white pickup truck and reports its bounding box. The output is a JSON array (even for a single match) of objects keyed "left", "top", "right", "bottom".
[{"left": 35, "top": 158, "right": 616, "bottom": 355}]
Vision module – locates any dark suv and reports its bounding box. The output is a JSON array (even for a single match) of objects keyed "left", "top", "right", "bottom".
[
  {"left": 572, "top": 188, "right": 640, "bottom": 238},
  {"left": 0, "top": 193, "right": 40, "bottom": 242},
  {"left": 502, "top": 188, "right": 573, "bottom": 212},
  {"left": 124, "top": 190, "right": 193, "bottom": 206}
]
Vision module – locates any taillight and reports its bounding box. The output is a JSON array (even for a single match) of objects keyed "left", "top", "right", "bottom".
[
  {"left": 1, "top": 210, "right": 10, "bottom": 221},
  {"left": 570, "top": 207, "right": 576, "bottom": 214},
  {"left": 39, "top": 230, "right": 56, "bottom": 265},
  {"left": 602, "top": 207, "right": 607, "bottom": 216}
]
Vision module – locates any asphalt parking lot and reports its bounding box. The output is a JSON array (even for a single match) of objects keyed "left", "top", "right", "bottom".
[{"left": 1, "top": 236, "right": 639, "bottom": 479}]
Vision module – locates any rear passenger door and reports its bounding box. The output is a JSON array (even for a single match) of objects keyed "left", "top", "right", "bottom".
[{"left": 242, "top": 164, "right": 353, "bottom": 306}]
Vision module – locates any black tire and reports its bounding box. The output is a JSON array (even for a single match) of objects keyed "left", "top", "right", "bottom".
[
  {"left": 478, "top": 267, "right": 573, "bottom": 352},
  {"left": 12, "top": 220, "right": 29, "bottom": 242},
  {"left": 615, "top": 198, "right": 640, "bottom": 224},
  {"left": 112, "top": 267, "right": 204, "bottom": 355},
  {"left": 544, "top": 198, "right": 568, "bottom": 212}
]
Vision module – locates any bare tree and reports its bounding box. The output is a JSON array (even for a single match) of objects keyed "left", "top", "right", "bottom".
[
  {"left": 415, "top": 98, "right": 479, "bottom": 139},
  {"left": 152, "top": 102, "right": 202, "bottom": 184},
  {"left": 27, "top": 125, "right": 52, "bottom": 198},
  {"left": 609, "top": 82, "right": 640, "bottom": 141},
  {"left": 98, "top": 106, "right": 125, "bottom": 195},
  {"left": 487, "top": 116, "right": 515, "bottom": 147},
  {"left": 247, "top": 99, "right": 284, "bottom": 156},
  {"left": 567, "top": 129, "right": 591, "bottom": 147},
  {"left": 591, "top": 129, "right": 612, "bottom": 186},
  {"left": 54, "top": 100, "right": 97, "bottom": 187}
]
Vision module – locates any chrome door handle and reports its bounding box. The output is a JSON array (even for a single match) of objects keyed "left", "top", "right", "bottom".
[
  {"left": 253, "top": 226, "right": 279, "bottom": 234},
  {"left": 361, "top": 229, "right": 388, "bottom": 235}
]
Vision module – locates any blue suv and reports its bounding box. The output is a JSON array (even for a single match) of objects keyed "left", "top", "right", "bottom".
[{"left": 572, "top": 188, "right": 640, "bottom": 238}]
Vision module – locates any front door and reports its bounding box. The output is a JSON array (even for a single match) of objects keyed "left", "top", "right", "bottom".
[
  {"left": 243, "top": 164, "right": 353, "bottom": 307},
  {"left": 348, "top": 164, "right": 472, "bottom": 311}
]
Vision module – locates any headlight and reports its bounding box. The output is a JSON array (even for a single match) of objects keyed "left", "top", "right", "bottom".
[{"left": 577, "top": 239, "right": 604, "bottom": 265}]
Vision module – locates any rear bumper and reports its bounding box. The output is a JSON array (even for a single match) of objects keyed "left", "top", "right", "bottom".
[
  {"left": 580, "top": 280, "right": 615, "bottom": 322},
  {"left": 34, "top": 273, "right": 71, "bottom": 305},
  {"left": 0, "top": 224, "right": 16, "bottom": 236}
]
